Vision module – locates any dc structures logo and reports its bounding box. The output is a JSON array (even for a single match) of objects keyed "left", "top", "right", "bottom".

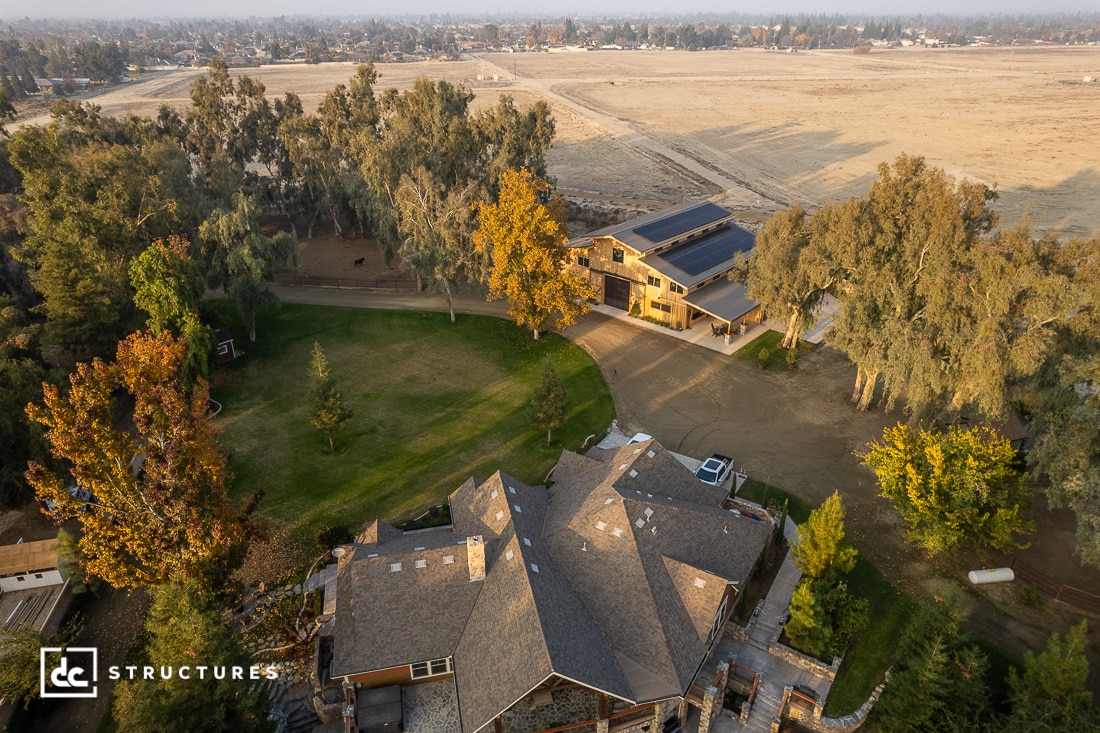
[{"left": 40, "top": 647, "right": 98, "bottom": 698}]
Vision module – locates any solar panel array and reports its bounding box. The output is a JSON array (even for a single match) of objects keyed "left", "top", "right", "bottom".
[
  {"left": 660, "top": 225, "right": 755, "bottom": 277},
  {"left": 633, "top": 202, "right": 729, "bottom": 243}
]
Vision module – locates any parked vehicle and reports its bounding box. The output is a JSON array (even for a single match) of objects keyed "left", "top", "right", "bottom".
[{"left": 695, "top": 454, "right": 734, "bottom": 486}]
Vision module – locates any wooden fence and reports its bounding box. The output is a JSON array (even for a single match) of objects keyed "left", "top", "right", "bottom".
[
  {"left": 1010, "top": 557, "right": 1100, "bottom": 615},
  {"left": 273, "top": 272, "right": 416, "bottom": 292}
]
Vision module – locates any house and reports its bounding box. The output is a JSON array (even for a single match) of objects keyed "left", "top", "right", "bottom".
[
  {"left": 0, "top": 536, "right": 74, "bottom": 727},
  {"left": 567, "top": 202, "right": 760, "bottom": 333},
  {"left": 319, "top": 439, "right": 772, "bottom": 733}
]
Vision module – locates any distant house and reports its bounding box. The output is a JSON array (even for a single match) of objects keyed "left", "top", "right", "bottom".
[
  {"left": 567, "top": 201, "right": 760, "bottom": 332},
  {"left": 317, "top": 439, "right": 772, "bottom": 733},
  {"left": 0, "top": 535, "right": 73, "bottom": 726},
  {"left": 214, "top": 329, "right": 240, "bottom": 363}
]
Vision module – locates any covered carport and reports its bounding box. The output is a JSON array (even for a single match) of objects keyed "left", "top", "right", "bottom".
[{"left": 683, "top": 279, "right": 761, "bottom": 341}]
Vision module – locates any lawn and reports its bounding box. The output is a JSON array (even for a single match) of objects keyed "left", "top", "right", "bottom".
[
  {"left": 822, "top": 556, "right": 915, "bottom": 716},
  {"left": 734, "top": 477, "right": 813, "bottom": 525},
  {"left": 209, "top": 302, "right": 615, "bottom": 539},
  {"left": 732, "top": 329, "right": 813, "bottom": 370}
]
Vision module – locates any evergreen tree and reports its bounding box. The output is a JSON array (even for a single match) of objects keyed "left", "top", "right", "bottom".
[
  {"left": 531, "top": 361, "right": 567, "bottom": 446},
  {"left": 791, "top": 490, "right": 858, "bottom": 581},
  {"left": 308, "top": 341, "right": 352, "bottom": 452},
  {"left": 1005, "top": 621, "right": 1097, "bottom": 731}
]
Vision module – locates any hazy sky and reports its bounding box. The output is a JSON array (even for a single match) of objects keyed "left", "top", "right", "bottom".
[{"left": 8, "top": 0, "right": 1099, "bottom": 20}]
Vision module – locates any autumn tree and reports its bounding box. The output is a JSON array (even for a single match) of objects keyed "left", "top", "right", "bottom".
[
  {"left": 308, "top": 342, "right": 352, "bottom": 452},
  {"left": 531, "top": 361, "right": 567, "bottom": 446},
  {"left": 26, "top": 331, "right": 245, "bottom": 589},
  {"left": 474, "top": 168, "right": 594, "bottom": 339},
  {"left": 199, "top": 193, "right": 299, "bottom": 342},
  {"left": 791, "top": 490, "right": 857, "bottom": 581},
  {"left": 112, "top": 580, "right": 269, "bottom": 733},
  {"left": 395, "top": 167, "right": 481, "bottom": 321},
  {"left": 862, "top": 424, "right": 1032, "bottom": 556}
]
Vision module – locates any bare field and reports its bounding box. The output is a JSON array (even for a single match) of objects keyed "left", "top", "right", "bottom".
[{"left": 16, "top": 47, "right": 1100, "bottom": 236}]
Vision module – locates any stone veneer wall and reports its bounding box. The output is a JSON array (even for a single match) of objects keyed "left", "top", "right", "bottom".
[
  {"left": 768, "top": 643, "right": 841, "bottom": 682},
  {"left": 784, "top": 679, "right": 888, "bottom": 733}
]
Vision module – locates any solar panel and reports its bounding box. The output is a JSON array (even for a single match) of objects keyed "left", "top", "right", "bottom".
[
  {"left": 660, "top": 225, "right": 755, "bottom": 276},
  {"left": 633, "top": 202, "right": 730, "bottom": 243}
]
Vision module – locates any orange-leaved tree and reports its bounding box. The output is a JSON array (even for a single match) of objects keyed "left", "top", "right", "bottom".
[
  {"left": 474, "top": 168, "right": 593, "bottom": 339},
  {"left": 26, "top": 331, "right": 244, "bottom": 589}
]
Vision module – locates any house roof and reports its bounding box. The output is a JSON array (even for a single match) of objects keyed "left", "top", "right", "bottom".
[
  {"left": 569, "top": 201, "right": 736, "bottom": 255},
  {"left": 683, "top": 279, "right": 759, "bottom": 323},
  {"left": 0, "top": 538, "right": 59, "bottom": 578},
  {"left": 640, "top": 224, "right": 755, "bottom": 288},
  {"left": 330, "top": 441, "right": 771, "bottom": 733}
]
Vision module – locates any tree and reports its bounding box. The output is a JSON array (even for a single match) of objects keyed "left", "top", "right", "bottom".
[
  {"left": 785, "top": 580, "right": 832, "bottom": 658},
  {"left": 873, "top": 600, "right": 990, "bottom": 732},
  {"left": 862, "top": 424, "right": 1032, "bottom": 556},
  {"left": 531, "top": 361, "right": 567, "bottom": 445},
  {"left": 395, "top": 167, "right": 481, "bottom": 321},
  {"left": 111, "top": 581, "right": 269, "bottom": 733},
  {"left": 1004, "top": 621, "right": 1098, "bottom": 732},
  {"left": 130, "top": 237, "right": 213, "bottom": 383},
  {"left": 790, "top": 490, "right": 857, "bottom": 581},
  {"left": 199, "top": 193, "right": 299, "bottom": 342},
  {"left": 474, "top": 168, "right": 594, "bottom": 339},
  {"left": 308, "top": 342, "right": 352, "bottom": 452},
  {"left": 0, "top": 620, "right": 80, "bottom": 708},
  {"left": 26, "top": 331, "right": 245, "bottom": 589},
  {"left": 0, "top": 86, "right": 13, "bottom": 134},
  {"left": 0, "top": 295, "right": 48, "bottom": 508}
]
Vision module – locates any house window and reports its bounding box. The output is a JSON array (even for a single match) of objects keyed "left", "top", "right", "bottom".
[
  {"left": 650, "top": 301, "right": 672, "bottom": 313},
  {"left": 411, "top": 658, "right": 452, "bottom": 679},
  {"left": 669, "top": 283, "right": 684, "bottom": 295},
  {"left": 647, "top": 275, "right": 661, "bottom": 288},
  {"left": 612, "top": 248, "right": 625, "bottom": 263},
  {"left": 577, "top": 255, "right": 590, "bottom": 268},
  {"left": 708, "top": 595, "right": 729, "bottom": 643},
  {"left": 217, "top": 344, "right": 229, "bottom": 355}
]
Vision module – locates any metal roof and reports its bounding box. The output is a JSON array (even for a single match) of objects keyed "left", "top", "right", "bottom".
[
  {"left": 568, "top": 201, "right": 735, "bottom": 255},
  {"left": 683, "top": 279, "right": 759, "bottom": 323}
]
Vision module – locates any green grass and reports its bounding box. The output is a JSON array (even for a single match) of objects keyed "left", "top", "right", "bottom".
[
  {"left": 823, "top": 555, "right": 916, "bottom": 716},
  {"left": 732, "top": 329, "right": 813, "bottom": 370},
  {"left": 209, "top": 302, "right": 615, "bottom": 538}
]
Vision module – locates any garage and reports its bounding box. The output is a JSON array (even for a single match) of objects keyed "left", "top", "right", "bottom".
[{"left": 604, "top": 275, "right": 631, "bottom": 311}]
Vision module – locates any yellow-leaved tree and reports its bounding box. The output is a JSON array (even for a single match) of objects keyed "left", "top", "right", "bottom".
[
  {"left": 26, "top": 331, "right": 244, "bottom": 589},
  {"left": 474, "top": 168, "right": 594, "bottom": 339}
]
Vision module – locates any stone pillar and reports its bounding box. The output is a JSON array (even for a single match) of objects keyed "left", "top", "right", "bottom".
[
  {"left": 596, "top": 720, "right": 609, "bottom": 733},
  {"left": 696, "top": 685, "right": 719, "bottom": 733}
]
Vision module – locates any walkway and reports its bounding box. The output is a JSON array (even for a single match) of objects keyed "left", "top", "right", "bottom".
[{"left": 705, "top": 518, "right": 830, "bottom": 733}]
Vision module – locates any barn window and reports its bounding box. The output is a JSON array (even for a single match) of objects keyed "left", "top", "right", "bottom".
[{"left": 612, "top": 248, "right": 625, "bottom": 263}]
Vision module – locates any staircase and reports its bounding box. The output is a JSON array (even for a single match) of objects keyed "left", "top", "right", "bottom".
[{"left": 266, "top": 678, "right": 332, "bottom": 733}]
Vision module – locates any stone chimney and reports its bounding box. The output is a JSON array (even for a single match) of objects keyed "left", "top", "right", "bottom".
[{"left": 467, "top": 535, "right": 485, "bottom": 582}]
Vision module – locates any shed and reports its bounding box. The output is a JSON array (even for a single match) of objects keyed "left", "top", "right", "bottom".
[{"left": 214, "top": 329, "right": 240, "bottom": 363}]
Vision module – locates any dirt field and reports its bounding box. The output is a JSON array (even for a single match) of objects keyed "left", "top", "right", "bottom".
[{"left": 16, "top": 47, "right": 1099, "bottom": 236}]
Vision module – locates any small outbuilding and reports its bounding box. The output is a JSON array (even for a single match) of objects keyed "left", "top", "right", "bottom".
[{"left": 214, "top": 329, "right": 240, "bottom": 363}]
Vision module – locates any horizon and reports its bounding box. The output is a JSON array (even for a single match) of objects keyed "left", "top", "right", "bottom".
[{"left": 6, "top": 3, "right": 1100, "bottom": 21}]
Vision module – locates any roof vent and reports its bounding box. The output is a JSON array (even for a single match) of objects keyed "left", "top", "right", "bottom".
[
  {"left": 513, "top": 505, "right": 522, "bottom": 513},
  {"left": 509, "top": 486, "right": 517, "bottom": 494},
  {"left": 633, "top": 447, "right": 642, "bottom": 454},
  {"left": 644, "top": 508, "right": 654, "bottom": 518},
  {"left": 635, "top": 519, "right": 646, "bottom": 528},
  {"left": 415, "top": 559, "right": 427, "bottom": 569},
  {"left": 531, "top": 564, "right": 539, "bottom": 573},
  {"left": 651, "top": 525, "right": 657, "bottom": 535},
  {"left": 595, "top": 521, "right": 607, "bottom": 531},
  {"left": 367, "top": 553, "right": 379, "bottom": 558},
  {"left": 604, "top": 498, "right": 615, "bottom": 505},
  {"left": 629, "top": 469, "right": 638, "bottom": 478},
  {"left": 491, "top": 489, "right": 499, "bottom": 499},
  {"left": 694, "top": 577, "right": 707, "bottom": 588},
  {"left": 647, "top": 450, "right": 655, "bottom": 458},
  {"left": 523, "top": 537, "right": 532, "bottom": 546},
  {"left": 612, "top": 528, "right": 624, "bottom": 537},
  {"left": 495, "top": 511, "right": 504, "bottom": 521},
  {"left": 390, "top": 563, "right": 402, "bottom": 572},
  {"left": 443, "top": 555, "right": 455, "bottom": 564},
  {"left": 414, "top": 546, "right": 425, "bottom": 551},
  {"left": 619, "top": 464, "right": 629, "bottom": 470},
  {"left": 506, "top": 549, "right": 514, "bottom": 561}
]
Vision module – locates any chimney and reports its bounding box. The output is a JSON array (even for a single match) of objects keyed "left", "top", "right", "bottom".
[{"left": 467, "top": 536, "right": 485, "bottom": 582}]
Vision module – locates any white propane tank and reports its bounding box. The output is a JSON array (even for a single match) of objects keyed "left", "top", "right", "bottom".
[{"left": 967, "top": 567, "right": 1015, "bottom": 585}]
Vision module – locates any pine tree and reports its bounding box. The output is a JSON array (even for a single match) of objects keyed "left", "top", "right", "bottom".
[
  {"left": 308, "top": 341, "right": 352, "bottom": 452},
  {"left": 791, "top": 490, "right": 858, "bottom": 581},
  {"left": 531, "top": 361, "right": 567, "bottom": 446}
]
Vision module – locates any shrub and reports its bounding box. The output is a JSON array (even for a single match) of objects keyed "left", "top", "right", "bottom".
[
  {"left": 758, "top": 347, "right": 771, "bottom": 365},
  {"left": 316, "top": 525, "right": 354, "bottom": 550}
]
